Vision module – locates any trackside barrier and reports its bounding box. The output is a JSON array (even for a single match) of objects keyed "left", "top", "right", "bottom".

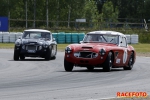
[
  {"left": 9, "top": 32, "right": 16, "bottom": 43},
  {"left": 65, "top": 33, "right": 72, "bottom": 43},
  {"left": 125, "top": 34, "right": 139, "bottom": 44},
  {"left": 125, "top": 34, "right": 131, "bottom": 44},
  {"left": 3, "top": 32, "right": 9, "bottom": 43},
  {"left": 0, "top": 32, "right": 138, "bottom": 44},
  {"left": 131, "top": 34, "right": 139, "bottom": 44},
  {"left": 52, "top": 32, "right": 85, "bottom": 44},
  {"left": 0, "top": 32, "right": 2, "bottom": 42},
  {"left": 57, "top": 32, "right": 65, "bottom": 44},
  {"left": 0, "top": 32, "right": 23, "bottom": 43}
]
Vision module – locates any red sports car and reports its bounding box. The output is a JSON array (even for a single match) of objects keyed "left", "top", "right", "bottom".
[{"left": 64, "top": 31, "right": 136, "bottom": 72}]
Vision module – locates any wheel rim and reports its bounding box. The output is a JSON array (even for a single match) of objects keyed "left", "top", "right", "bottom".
[
  {"left": 129, "top": 54, "right": 133, "bottom": 67},
  {"left": 109, "top": 59, "right": 112, "bottom": 68},
  {"left": 109, "top": 54, "right": 113, "bottom": 69}
]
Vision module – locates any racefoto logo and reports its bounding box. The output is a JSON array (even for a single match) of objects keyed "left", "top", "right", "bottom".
[{"left": 117, "top": 92, "right": 148, "bottom": 98}]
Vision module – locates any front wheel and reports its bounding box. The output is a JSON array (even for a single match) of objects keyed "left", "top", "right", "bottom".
[
  {"left": 64, "top": 59, "right": 74, "bottom": 71},
  {"left": 51, "top": 56, "right": 56, "bottom": 60},
  {"left": 14, "top": 50, "right": 20, "bottom": 61},
  {"left": 124, "top": 52, "right": 134, "bottom": 70},
  {"left": 103, "top": 52, "right": 113, "bottom": 72},
  {"left": 45, "top": 47, "right": 52, "bottom": 60},
  {"left": 20, "top": 55, "right": 25, "bottom": 60}
]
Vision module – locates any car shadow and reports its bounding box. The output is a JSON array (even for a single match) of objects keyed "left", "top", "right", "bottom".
[
  {"left": 60, "top": 68, "right": 124, "bottom": 73},
  {"left": 8, "top": 59, "right": 48, "bottom": 61}
]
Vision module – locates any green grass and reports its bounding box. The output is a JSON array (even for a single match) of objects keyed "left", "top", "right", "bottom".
[
  {"left": 130, "top": 43, "right": 150, "bottom": 53},
  {"left": 57, "top": 44, "right": 69, "bottom": 51},
  {"left": 0, "top": 43, "right": 14, "bottom": 48},
  {"left": 0, "top": 43, "right": 150, "bottom": 53}
]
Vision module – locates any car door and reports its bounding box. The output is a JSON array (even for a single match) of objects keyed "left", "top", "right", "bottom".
[{"left": 120, "top": 36, "right": 129, "bottom": 65}]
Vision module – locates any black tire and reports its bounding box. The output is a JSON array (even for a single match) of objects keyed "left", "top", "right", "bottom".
[
  {"left": 13, "top": 50, "right": 20, "bottom": 61},
  {"left": 20, "top": 55, "right": 25, "bottom": 60},
  {"left": 64, "top": 59, "right": 74, "bottom": 71},
  {"left": 124, "top": 52, "right": 134, "bottom": 70},
  {"left": 51, "top": 56, "right": 56, "bottom": 60},
  {"left": 51, "top": 46, "right": 57, "bottom": 60},
  {"left": 45, "top": 47, "right": 52, "bottom": 60},
  {"left": 87, "top": 66, "right": 94, "bottom": 71},
  {"left": 103, "top": 52, "right": 113, "bottom": 72}
]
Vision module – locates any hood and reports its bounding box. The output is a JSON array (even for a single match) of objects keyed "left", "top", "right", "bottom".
[
  {"left": 21, "top": 38, "right": 46, "bottom": 45},
  {"left": 69, "top": 43, "right": 117, "bottom": 52}
]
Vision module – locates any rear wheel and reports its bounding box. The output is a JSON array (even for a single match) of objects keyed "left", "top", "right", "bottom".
[
  {"left": 51, "top": 46, "right": 57, "bottom": 60},
  {"left": 14, "top": 50, "right": 20, "bottom": 61},
  {"left": 103, "top": 52, "right": 113, "bottom": 72},
  {"left": 64, "top": 59, "right": 74, "bottom": 71},
  {"left": 124, "top": 52, "right": 134, "bottom": 70}
]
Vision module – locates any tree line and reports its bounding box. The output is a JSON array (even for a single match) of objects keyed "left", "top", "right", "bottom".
[{"left": 0, "top": 0, "right": 149, "bottom": 29}]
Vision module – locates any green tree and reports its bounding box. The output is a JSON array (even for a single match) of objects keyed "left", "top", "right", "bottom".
[
  {"left": 101, "top": 1, "right": 118, "bottom": 20},
  {"left": 83, "top": 0, "right": 99, "bottom": 22},
  {"left": 99, "top": 1, "right": 119, "bottom": 28}
]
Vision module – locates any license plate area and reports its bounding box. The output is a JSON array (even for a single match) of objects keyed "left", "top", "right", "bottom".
[
  {"left": 28, "top": 50, "right": 36, "bottom": 53},
  {"left": 27, "top": 45, "right": 36, "bottom": 50},
  {"left": 26, "top": 45, "right": 37, "bottom": 53}
]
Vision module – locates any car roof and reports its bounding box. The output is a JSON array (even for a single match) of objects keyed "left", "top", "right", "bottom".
[
  {"left": 24, "top": 29, "right": 51, "bottom": 33},
  {"left": 88, "top": 31, "right": 126, "bottom": 37}
]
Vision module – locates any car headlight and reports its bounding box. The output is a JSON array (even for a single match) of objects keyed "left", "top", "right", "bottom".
[
  {"left": 15, "top": 40, "right": 21, "bottom": 46},
  {"left": 74, "top": 52, "right": 80, "bottom": 57},
  {"left": 93, "top": 53, "right": 98, "bottom": 58},
  {"left": 39, "top": 46, "right": 42, "bottom": 50},
  {"left": 38, "top": 42, "right": 43, "bottom": 45},
  {"left": 99, "top": 48, "right": 106, "bottom": 56},
  {"left": 65, "top": 47, "right": 72, "bottom": 53}
]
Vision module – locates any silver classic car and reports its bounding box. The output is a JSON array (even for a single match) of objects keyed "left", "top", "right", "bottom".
[{"left": 13, "top": 29, "right": 57, "bottom": 60}]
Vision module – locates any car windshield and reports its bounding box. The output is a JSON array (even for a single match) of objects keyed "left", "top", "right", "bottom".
[
  {"left": 22, "top": 31, "right": 51, "bottom": 39},
  {"left": 83, "top": 34, "right": 119, "bottom": 44}
]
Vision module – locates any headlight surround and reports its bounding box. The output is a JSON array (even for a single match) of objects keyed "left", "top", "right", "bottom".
[
  {"left": 99, "top": 48, "right": 106, "bottom": 56},
  {"left": 65, "top": 47, "right": 72, "bottom": 53},
  {"left": 39, "top": 46, "right": 42, "bottom": 50},
  {"left": 93, "top": 53, "right": 98, "bottom": 58},
  {"left": 15, "top": 40, "right": 21, "bottom": 46},
  {"left": 74, "top": 52, "right": 80, "bottom": 57}
]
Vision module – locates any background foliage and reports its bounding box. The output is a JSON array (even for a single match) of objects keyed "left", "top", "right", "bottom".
[
  {"left": 0, "top": 0, "right": 149, "bottom": 24},
  {"left": 0, "top": 0, "right": 150, "bottom": 43}
]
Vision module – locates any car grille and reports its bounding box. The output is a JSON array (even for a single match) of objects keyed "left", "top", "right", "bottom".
[
  {"left": 80, "top": 52, "right": 92, "bottom": 58},
  {"left": 76, "top": 52, "right": 98, "bottom": 58},
  {"left": 26, "top": 45, "right": 37, "bottom": 50}
]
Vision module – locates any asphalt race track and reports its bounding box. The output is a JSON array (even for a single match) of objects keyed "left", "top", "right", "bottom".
[{"left": 0, "top": 49, "right": 150, "bottom": 100}]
